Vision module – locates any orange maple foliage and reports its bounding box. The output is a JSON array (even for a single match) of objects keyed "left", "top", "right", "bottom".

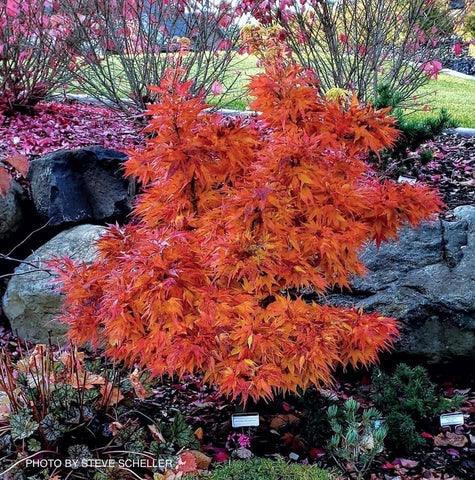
[
  {"left": 53, "top": 63, "right": 442, "bottom": 403},
  {"left": 0, "top": 154, "right": 29, "bottom": 196}
]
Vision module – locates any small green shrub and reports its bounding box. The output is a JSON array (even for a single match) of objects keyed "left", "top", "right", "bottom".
[
  {"left": 371, "top": 363, "right": 464, "bottom": 453},
  {"left": 295, "top": 389, "right": 336, "bottom": 447},
  {"left": 384, "top": 411, "right": 423, "bottom": 453},
  {"left": 201, "top": 458, "right": 332, "bottom": 480},
  {"left": 372, "top": 84, "right": 456, "bottom": 176},
  {"left": 375, "top": 83, "right": 457, "bottom": 154},
  {"left": 327, "top": 399, "right": 386, "bottom": 480},
  {"left": 394, "top": 109, "right": 456, "bottom": 154}
]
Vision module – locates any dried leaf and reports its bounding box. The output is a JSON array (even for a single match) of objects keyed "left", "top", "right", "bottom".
[
  {"left": 0, "top": 166, "right": 12, "bottom": 196},
  {"left": 148, "top": 424, "right": 166, "bottom": 443},
  {"left": 433, "top": 431, "right": 468, "bottom": 448},
  {"left": 187, "top": 450, "right": 212, "bottom": 470},
  {"left": 100, "top": 384, "right": 124, "bottom": 407},
  {"left": 0, "top": 392, "right": 11, "bottom": 421},
  {"left": 395, "top": 458, "right": 419, "bottom": 469},
  {"left": 5, "top": 154, "right": 29, "bottom": 176},
  {"left": 109, "top": 421, "right": 123, "bottom": 436},
  {"left": 129, "top": 368, "right": 150, "bottom": 400},
  {"left": 176, "top": 451, "right": 198, "bottom": 474}
]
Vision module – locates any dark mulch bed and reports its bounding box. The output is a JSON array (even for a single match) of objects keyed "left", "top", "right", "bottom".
[
  {"left": 448, "top": 57, "right": 475, "bottom": 77},
  {"left": 393, "top": 133, "right": 474, "bottom": 212}
]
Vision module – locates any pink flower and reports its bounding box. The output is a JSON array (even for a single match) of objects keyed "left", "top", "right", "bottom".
[
  {"left": 339, "top": 33, "right": 349, "bottom": 44},
  {"left": 237, "top": 434, "right": 251, "bottom": 448},
  {"left": 6, "top": 0, "right": 20, "bottom": 17},
  {"left": 453, "top": 43, "right": 463, "bottom": 56},
  {"left": 422, "top": 60, "right": 442, "bottom": 79},
  {"left": 211, "top": 81, "right": 224, "bottom": 96}
]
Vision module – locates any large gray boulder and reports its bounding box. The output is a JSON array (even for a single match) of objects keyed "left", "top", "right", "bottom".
[
  {"left": 2, "top": 224, "right": 106, "bottom": 343},
  {"left": 0, "top": 181, "right": 26, "bottom": 242},
  {"left": 29, "top": 146, "right": 133, "bottom": 227},
  {"left": 326, "top": 205, "right": 475, "bottom": 363}
]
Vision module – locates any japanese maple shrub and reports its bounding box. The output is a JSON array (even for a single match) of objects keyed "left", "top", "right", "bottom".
[{"left": 54, "top": 62, "right": 442, "bottom": 404}]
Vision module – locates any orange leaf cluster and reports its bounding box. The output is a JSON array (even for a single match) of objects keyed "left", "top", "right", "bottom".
[
  {"left": 53, "top": 63, "right": 442, "bottom": 403},
  {"left": 0, "top": 154, "right": 29, "bottom": 196}
]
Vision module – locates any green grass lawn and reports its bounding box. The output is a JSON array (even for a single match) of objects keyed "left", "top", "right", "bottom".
[
  {"left": 71, "top": 53, "right": 475, "bottom": 128},
  {"left": 410, "top": 73, "right": 475, "bottom": 128},
  {"left": 220, "top": 58, "right": 475, "bottom": 128}
]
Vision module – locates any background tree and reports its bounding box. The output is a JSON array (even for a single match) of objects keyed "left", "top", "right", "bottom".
[
  {"left": 59, "top": 0, "right": 245, "bottom": 114},
  {"left": 240, "top": 0, "right": 472, "bottom": 106},
  {"left": 0, "top": 0, "right": 72, "bottom": 116}
]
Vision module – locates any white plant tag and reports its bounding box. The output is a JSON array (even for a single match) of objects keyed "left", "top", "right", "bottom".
[
  {"left": 231, "top": 412, "right": 260, "bottom": 428},
  {"left": 398, "top": 175, "right": 417, "bottom": 184},
  {"left": 440, "top": 412, "right": 464, "bottom": 427}
]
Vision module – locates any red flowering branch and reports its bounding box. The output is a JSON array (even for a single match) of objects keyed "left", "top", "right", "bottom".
[{"left": 0, "top": 0, "right": 73, "bottom": 116}]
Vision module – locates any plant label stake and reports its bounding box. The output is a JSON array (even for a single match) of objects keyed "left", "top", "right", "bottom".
[
  {"left": 440, "top": 412, "right": 464, "bottom": 428},
  {"left": 398, "top": 175, "right": 417, "bottom": 184},
  {"left": 231, "top": 412, "right": 260, "bottom": 428}
]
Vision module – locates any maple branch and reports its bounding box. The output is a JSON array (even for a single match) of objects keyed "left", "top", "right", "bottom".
[{"left": 190, "top": 174, "right": 199, "bottom": 216}]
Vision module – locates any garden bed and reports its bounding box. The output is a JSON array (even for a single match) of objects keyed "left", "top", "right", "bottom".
[
  {"left": 0, "top": 101, "right": 142, "bottom": 158},
  {"left": 392, "top": 133, "right": 475, "bottom": 211},
  {"left": 2, "top": 102, "right": 472, "bottom": 214},
  {"left": 0, "top": 331, "right": 473, "bottom": 480}
]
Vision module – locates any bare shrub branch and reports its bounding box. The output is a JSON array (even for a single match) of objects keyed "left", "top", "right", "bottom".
[{"left": 60, "top": 0, "right": 247, "bottom": 114}]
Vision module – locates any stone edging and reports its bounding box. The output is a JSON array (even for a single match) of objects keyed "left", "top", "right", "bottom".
[
  {"left": 447, "top": 127, "right": 475, "bottom": 137},
  {"left": 441, "top": 68, "right": 475, "bottom": 81}
]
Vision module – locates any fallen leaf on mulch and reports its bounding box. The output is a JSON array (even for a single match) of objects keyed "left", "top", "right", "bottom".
[
  {"left": 446, "top": 448, "right": 460, "bottom": 457},
  {"left": 183, "top": 450, "right": 212, "bottom": 470},
  {"left": 129, "top": 369, "right": 150, "bottom": 400},
  {"left": 395, "top": 458, "right": 419, "bottom": 469},
  {"left": 433, "top": 431, "right": 468, "bottom": 448},
  {"left": 308, "top": 447, "right": 325, "bottom": 459},
  {"left": 100, "top": 384, "right": 124, "bottom": 406},
  {"left": 176, "top": 451, "right": 198, "bottom": 474},
  {"left": 213, "top": 449, "right": 230, "bottom": 463},
  {"left": 148, "top": 424, "right": 166, "bottom": 443},
  {"left": 318, "top": 388, "right": 339, "bottom": 401},
  {"left": 281, "top": 432, "right": 306, "bottom": 453},
  {"left": 269, "top": 413, "right": 300, "bottom": 430},
  {"left": 109, "top": 421, "right": 123, "bottom": 436},
  {"left": 0, "top": 392, "right": 10, "bottom": 421},
  {"left": 194, "top": 427, "right": 204, "bottom": 440},
  {"left": 421, "top": 470, "right": 459, "bottom": 480},
  {"left": 69, "top": 372, "right": 106, "bottom": 389}
]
